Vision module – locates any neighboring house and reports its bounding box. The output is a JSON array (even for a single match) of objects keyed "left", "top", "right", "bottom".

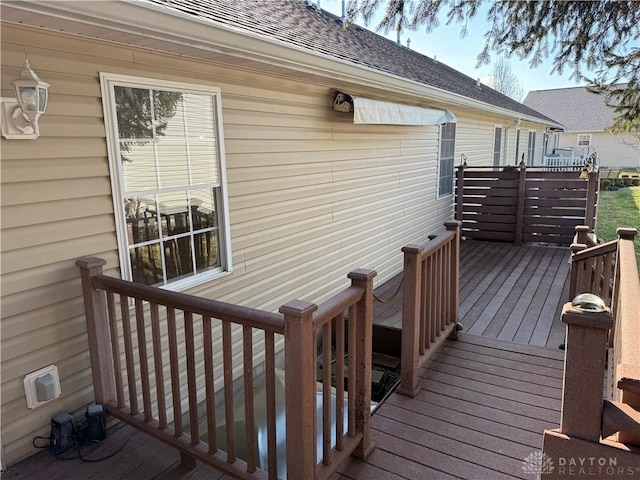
[
  {"left": 524, "top": 86, "right": 640, "bottom": 169},
  {"left": 0, "top": 0, "right": 560, "bottom": 466}
]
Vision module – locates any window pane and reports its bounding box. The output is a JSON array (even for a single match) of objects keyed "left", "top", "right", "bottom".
[
  {"left": 125, "top": 197, "right": 159, "bottom": 244},
  {"left": 156, "top": 140, "right": 189, "bottom": 188},
  {"left": 115, "top": 86, "right": 153, "bottom": 140},
  {"left": 152, "top": 90, "right": 184, "bottom": 137},
  {"left": 195, "top": 231, "right": 220, "bottom": 272},
  {"left": 190, "top": 142, "right": 219, "bottom": 186},
  {"left": 184, "top": 94, "right": 216, "bottom": 139},
  {"left": 154, "top": 193, "right": 191, "bottom": 237},
  {"left": 164, "top": 237, "right": 194, "bottom": 282},
  {"left": 130, "top": 243, "right": 163, "bottom": 286},
  {"left": 121, "top": 142, "right": 158, "bottom": 192},
  {"left": 191, "top": 189, "right": 217, "bottom": 230}
]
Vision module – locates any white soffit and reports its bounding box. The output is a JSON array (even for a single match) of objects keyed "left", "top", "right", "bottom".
[{"left": 352, "top": 95, "right": 457, "bottom": 125}]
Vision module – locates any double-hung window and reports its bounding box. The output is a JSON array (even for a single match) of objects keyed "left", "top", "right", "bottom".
[
  {"left": 437, "top": 122, "right": 456, "bottom": 198},
  {"left": 577, "top": 134, "right": 591, "bottom": 147},
  {"left": 101, "top": 74, "right": 231, "bottom": 289}
]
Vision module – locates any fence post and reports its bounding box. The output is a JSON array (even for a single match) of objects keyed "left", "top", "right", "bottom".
[
  {"left": 398, "top": 244, "right": 423, "bottom": 397},
  {"left": 348, "top": 269, "right": 377, "bottom": 459},
  {"left": 445, "top": 221, "right": 461, "bottom": 339},
  {"left": 560, "top": 302, "right": 613, "bottom": 442},
  {"left": 585, "top": 170, "right": 599, "bottom": 230},
  {"left": 455, "top": 165, "right": 464, "bottom": 222},
  {"left": 281, "top": 299, "right": 318, "bottom": 479},
  {"left": 515, "top": 164, "right": 526, "bottom": 245},
  {"left": 76, "top": 257, "right": 116, "bottom": 406}
]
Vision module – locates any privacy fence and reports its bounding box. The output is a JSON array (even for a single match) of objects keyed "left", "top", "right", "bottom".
[{"left": 455, "top": 166, "right": 599, "bottom": 245}]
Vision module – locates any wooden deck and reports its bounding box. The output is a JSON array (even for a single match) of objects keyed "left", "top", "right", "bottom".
[
  {"left": 335, "top": 334, "right": 564, "bottom": 479},
  {"left": 3, "top": 241, "right": 571, "bottom": 480},
  {"left": 374, "top": 240, "right": 570, "bottom": 349}
]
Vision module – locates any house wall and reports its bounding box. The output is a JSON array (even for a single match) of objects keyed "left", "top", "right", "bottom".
[
  {"left": 1, "top": 23, "right": 450, "bottom": 465},
  {"left": 556, "top": 132, "right": 640, "bottom": 169},
  {"left": 455, "top": 115, "right": 546, "bottom": 168}
]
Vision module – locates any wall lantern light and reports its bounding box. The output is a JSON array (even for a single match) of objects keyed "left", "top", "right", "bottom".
[{"left": 1, "top": 60, "right": 50, "bottom": 139}]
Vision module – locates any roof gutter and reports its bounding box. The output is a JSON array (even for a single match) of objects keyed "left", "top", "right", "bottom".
[{"left": 1, "top": 0, "right": 561, "bottom": 128}]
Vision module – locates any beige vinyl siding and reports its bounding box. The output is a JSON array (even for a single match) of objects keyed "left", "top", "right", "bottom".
[
  {"left": 1, "top": 23, "right": 456, "bottom": 465},
  {"left": 557, "top": 132, "right": 640, "bottom": 168}
]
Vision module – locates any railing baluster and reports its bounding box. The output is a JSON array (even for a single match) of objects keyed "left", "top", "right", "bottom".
[
  {"left": 242, "top": 325, "right": 257, "bottom": 472},
  {"left": 106, "top": 291, "right": 124, "bottom": 408},
  {"left": 184, "top": 312, "right": 199, "bottom": 446},
  {"left": 222, "top": 321, "right": 236, "bottom": 463},
  {"left": 419, "top": 258, "right": 427, "bottom": 355},
  {"left": 120, "top": 294, "right": 138, "bottom": 415},
  {"left": 167, "top": 307, "right": 182, "bottom": 437},
  {"left": 135, "top": 299, "right": 153, "bottom": 422},
  {"left": 335, "top": 313, "right": 345, "bottom": 452},
  {"left": 322, "top": 321, "right": 332, "bottom": 465},
  {"left": 203, "top": 315, "right": 217, "bottom": 454},
  {"left": 347, "top": 304, "right": 357, "bottom": 436},
  {"left": 264, "top": 331, "right": 278, "bottom": 480},
  {"left": 150, "top": 303, "right": 167, "bottom": 429}
]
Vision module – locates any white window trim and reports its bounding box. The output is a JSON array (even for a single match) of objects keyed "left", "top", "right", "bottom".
[
  {"left": 437, "top": 122, "right": 456, "bottom": 199},
  {"left": 100, "top": 72, "right": 232, "bottom": 290},
  {"left": 527, "top": 130, "right": 537, "bottom": 166},
  {"left": 493, "top": 126, "right": 502, "bottom": 167},
  {"left": 577, "top": 133, "right": 592, "bottom": 147}
]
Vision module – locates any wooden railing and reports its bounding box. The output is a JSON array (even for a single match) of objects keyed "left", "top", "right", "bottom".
[
  {"left": 398, "top": 221, "right": 460, "bottom": 397},
  {"left": 77, "top": 257, "right": 375, "bottom": 480},
  {"left": 543, "top": 155, "right": 584, "bottom": 170},
  {"left": 455, "top": 165, "right": 599, "bottom": 245},
  {"left": 542, "top": 228, "right": 640, "bottom": 476}
]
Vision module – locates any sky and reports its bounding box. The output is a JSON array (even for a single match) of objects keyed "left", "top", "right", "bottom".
[{"left": 320, "top": 0, "right": 590, "bottom": 98}]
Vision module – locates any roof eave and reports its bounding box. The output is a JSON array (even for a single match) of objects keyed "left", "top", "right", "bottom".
[{"left": 1, "top": 0, "right": 561, "bottom": 128}]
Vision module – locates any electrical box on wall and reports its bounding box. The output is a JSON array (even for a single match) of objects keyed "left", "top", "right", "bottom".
[{"left": 23, "top": 365, "right": 61, "bottom": 409}]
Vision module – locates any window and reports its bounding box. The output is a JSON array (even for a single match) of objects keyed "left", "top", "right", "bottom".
[
  {"left": 101, "top": 74, "right": 231, "bottom": 289},
  {"left": 437, "top": 122, "right": 456, "bottom": 198},
  {"left": 527, "top": 131, "right": 537, "bottom": 166},
  {"left": 577, "top": 134, "right": 591, "bottom": 147},
  {"left": 514, "top": 129, "right": 521, "bottom": 164},
  {"left": 493, "top": 127, "right": 502, "bottom": 167}
]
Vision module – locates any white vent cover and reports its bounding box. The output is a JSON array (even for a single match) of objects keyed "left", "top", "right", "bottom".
[{"left": 24, "top": 364, "right": 61, "bottom": 409}]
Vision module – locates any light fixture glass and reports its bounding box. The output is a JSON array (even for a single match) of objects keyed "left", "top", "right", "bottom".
[{"left": 13, "top": 60, "right": 50, "bottom": 123}]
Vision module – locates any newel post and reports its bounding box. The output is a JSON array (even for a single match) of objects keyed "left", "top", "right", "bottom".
[
  {"left": 560, "top": 301, "right": 613, "bottom": 442},
  {"left": 398, "top": 244, "right": 424, "bottom": 397},
  {"left": 568, "top": 241, "right": 588, "bottom": 301},
  {"left": 348, "top": 269, "right": 377, "bottom": 459},
  {"left": 281, "top": 299, "right": 318, "bottom": 479},
  {"left": 76, "top": 257, "right": 116, "bottom": 406},
  {"left": 445, "top": 221, "right": 461, "bottom": 337}
]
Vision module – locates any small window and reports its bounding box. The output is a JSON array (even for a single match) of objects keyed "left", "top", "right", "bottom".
[
  {"left": 493, "top": 127, "right": 502, "bottom": 167},
  {"left": 577, "top": 134, "right": 591, "bottom": 147},
  {"left": 101, "top": 74, "right": 231, "bottom": 289},
  {"left": 514, "top": 129, "right": 521, "bottom": 164},
  {"left": 437, "top": 122, "right": 456, "bottom": 198}
]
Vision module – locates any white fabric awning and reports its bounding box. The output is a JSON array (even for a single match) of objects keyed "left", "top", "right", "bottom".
[{"left": 351, "top": 95, "right": 457, "bottom": 125}]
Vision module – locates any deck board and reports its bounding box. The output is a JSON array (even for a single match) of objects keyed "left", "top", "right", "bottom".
[
  {"left": 337, "top": 334, "right": 564, "bottom": 479},
  {"left": 372, "top": 240, "right": 570, "bottom": 349}
]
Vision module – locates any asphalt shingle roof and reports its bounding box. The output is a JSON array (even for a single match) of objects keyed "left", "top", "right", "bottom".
[
  {"left": 523, "top": 87, "right": 616, "bottom": 132},
  {"left": 146, "top": 0, "right": 556, "bottom": 124}
]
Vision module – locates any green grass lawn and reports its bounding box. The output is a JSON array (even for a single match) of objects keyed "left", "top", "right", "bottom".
[{"left": 596, "top": 186, "right": 640, "bottom": 269}]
